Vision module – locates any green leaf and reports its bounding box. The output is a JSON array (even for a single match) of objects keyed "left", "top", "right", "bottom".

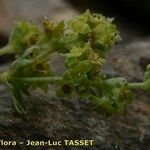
[
  {"left": 79, "top": 60, "right": 93, "bottom": 73},
  {"left": 142, "top": 65, "right": 150, "bottom": 91},
  {"left": 76, "top": 73, "right": 88, "bottom": 85},
  {"left": 9, "top": 21, "right": 40, "bottom": 54},
  {"left": 68, "top": 47, "right": 84, "bottom": 57},
  {"left": 66, "top": 57, "right": 78, "bottom": 68},
  {"left": 11, "top": 82, "right": 27, "bottom": 114},
  {"left": 63, "top": 71, "right": 75, "bottom": 81},
  {"left": 144, "top": 64, "right": 150, "bottom": 81},
  {"left": 56, "top": 86, "right": 66, "bottom": 97},
  {"left": 69, "top": 13, "right": 91, "bottom": 34},
  {"left": 53, "top": 21, "right": 65, "bottom": 36},
  {"left": 12, "top": 58, "right": 32, "bottom": 71},
  {"left": 78, "top": 90, "right": 91, "bottom": 99},
  {"left": 43, "top": 17, "right": 54, "bottom": 32},
  {"left": 84, "top": 78, "right": 134, "bottom": 115},
  {"left": 80, "top": 24, "right": 91, "bottom": 34}
]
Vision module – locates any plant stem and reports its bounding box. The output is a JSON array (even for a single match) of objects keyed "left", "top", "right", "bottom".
[
  {"left": 13, "top": 76, "right": 63, "bottom": 84},
  {"left": 0, "top": 70, "right": 63, "bottom": 84},
  {"left": 129, "top": 80, "right": 150, "bottom": 91},
  {"left": 128, "top": 82, "right": 145, "bottom": 89},
  {"left": 0, "top": 45, "right": 15, "bottom": 56},
  {"left": 1, "top": 69, "right": 149, "bottom": 91}
]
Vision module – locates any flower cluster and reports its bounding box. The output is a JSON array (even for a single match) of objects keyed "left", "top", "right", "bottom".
[{"left": 0, "top": 10, "right": 148, "bottom": 115}]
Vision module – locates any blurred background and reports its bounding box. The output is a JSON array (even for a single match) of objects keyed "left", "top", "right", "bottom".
[{"left": 0, "top": 0, "right": 150, "bottom": 64}]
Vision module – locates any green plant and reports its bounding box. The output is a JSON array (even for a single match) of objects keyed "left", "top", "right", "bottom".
[{"left": 0, "top": 10, "right": 149, "bottom": 115}]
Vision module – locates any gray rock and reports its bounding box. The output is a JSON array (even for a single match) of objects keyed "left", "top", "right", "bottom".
[
  {"left": 0, "top": 0, "right": 77, "bottom": 35},
  {"left": 103, "top": 39, "right": 150, "bottom": 81}
]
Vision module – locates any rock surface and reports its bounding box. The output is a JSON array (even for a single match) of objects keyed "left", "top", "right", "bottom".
[
  {"left": 0, "top": 0, "right": 77, "bottom": 36},
  {"left": 0, "top": 40, "right": 150, "bottom": 150},
  {"left": 103, "top": 39, "right": 150, "bottom": 81}
]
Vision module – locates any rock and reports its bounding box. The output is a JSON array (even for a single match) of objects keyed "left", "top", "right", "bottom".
[
  {"left": 0, "top": 0, "right": 77, "bottom": 36},
  {"left": 0, "top": 39, "right": 150, "bottom": 149},
  {"left": 103, "top": 39, "right": 150, "bottom": 81}
]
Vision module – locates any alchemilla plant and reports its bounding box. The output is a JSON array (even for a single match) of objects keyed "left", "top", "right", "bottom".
[{"left": 0, "top": 10, "right": 149, "bottom": 115}]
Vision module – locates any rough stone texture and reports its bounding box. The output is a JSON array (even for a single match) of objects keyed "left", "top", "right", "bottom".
[
  {"left": 103, "top": 39, "right": 150, "bottom": 82},
  {"left": 0, "top": 0, "right": 78, "bottom": 36},
  {"left": 0, "top": 39, "right": 150, "bottom": 150}
]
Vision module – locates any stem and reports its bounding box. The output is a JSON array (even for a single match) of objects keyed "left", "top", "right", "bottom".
[
  {"left": 13, "top": 76, "right": 63, "bottom": 84},
  {"left": 129, "top": 79, "right": 150, "bottom": 91},
  {"left": 1, "top": 69, "right": 149, "bottom": 91},
  {"left": 128, "top": 82, "right": 145, "bottom": 89},
  {"left": 0, "top": 45, "right": 15, "bottom": 56},
  {"left": 0, "top": 70, "right": 63, "bottom": 84}
]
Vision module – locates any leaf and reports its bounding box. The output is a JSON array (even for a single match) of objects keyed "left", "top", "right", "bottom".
[
  {"left": 13, "top": 96, "right": 27, "bottom": 115},
  {"left": 76, "top": 73, "right": 88, "bottom": 85},
  {"left": 43, "top": 17, "right": 54, "bottom": 32},
  {"left": 11, "top": 83, "right": 27, "bottom": 114},
  {"left": 143, "top": 65, "right": 150, "bottom": 91},
  {"left": 56, "top": 86, "right": 66, "bottom": 97},
  {"left": 9, "top": 21, "right": 40, "bottom": 54},
  {"left": 144, "top": 64, "right": 150, "bottom": 81},
  {"left": 63, "top": 71, "right": 75, "bottom": 81},
  {"left": 80, "top": 24, "right": 91, "bottom": 34},
  {"left": 12, "top": 58, "right": 32, "bottom": 71},
  {"left": 79, "top": 60, "right": 93, "bottom": 73},
  {"left": 66, "top": 57, "right": 78, "bottom": 68},
  {"left": 68, "top": 47, "right": 84, "bottom": 57},
  {"left": 78, "top": 90, "right": 91, "bottom": 99},
  {"left": 53, "top": 21, "right": 65, "bottom": 36},
  {"left": 83, "top": 77, "right": 134, "bottom": 115},
  {"left": 69, "top": 13, "right": 91, "bottom": 34}
]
